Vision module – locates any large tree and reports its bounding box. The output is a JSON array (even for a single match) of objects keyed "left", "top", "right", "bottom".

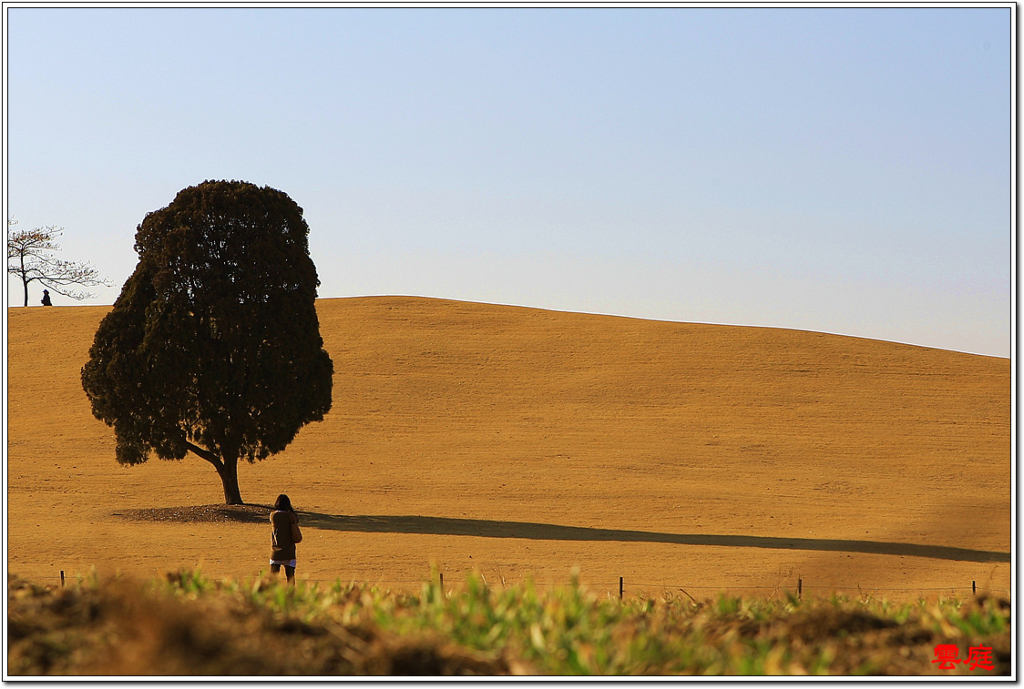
[
  {"left": 7, "top": 219, "right": 111, "bottom": 306},
  {"left": 81, "top": 181, "right": 334, "bottom": 504}
]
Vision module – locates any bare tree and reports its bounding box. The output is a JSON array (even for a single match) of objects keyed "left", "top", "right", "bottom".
[{"left": 7, "top": 218, "right": 112, "bottom": 307}]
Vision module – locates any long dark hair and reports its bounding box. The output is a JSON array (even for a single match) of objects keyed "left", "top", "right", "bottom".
[{"left": 274, "top": 494, "right": 294, "bottom": 512}]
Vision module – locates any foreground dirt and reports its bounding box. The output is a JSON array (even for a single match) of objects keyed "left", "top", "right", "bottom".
[
  {"left": 6, "top": 574, "right": 1011, "bottom": 676},
  {"left": 6, "top": 297, "right": 1010, "bottom": 600},
  {"left": 6, "top": 574, "right": 531, "bottom": 676}
]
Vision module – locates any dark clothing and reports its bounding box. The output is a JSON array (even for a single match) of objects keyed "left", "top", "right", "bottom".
[
  {"left": 41, "top": 292, "right": 51, "bottom": 306},
  {"left": 270, "top": 510, "right": 298, "bottom": 562}
]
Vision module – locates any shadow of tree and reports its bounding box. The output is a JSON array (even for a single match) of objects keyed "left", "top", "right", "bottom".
[{"left": 294, "top": 512, "right": 1008, "bottom": 563}]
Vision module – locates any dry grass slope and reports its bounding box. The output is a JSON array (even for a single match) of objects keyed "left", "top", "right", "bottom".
[{"left": 6, "top": 297, "right": 1010, "bottom": 599}]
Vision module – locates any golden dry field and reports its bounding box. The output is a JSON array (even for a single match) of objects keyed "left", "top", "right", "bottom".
[{"left": 6, "top": 297, "right": 1010, "bottom": 601}]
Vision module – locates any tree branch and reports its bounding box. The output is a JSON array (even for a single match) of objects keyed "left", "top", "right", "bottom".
[
  {"left": 186, "top": 441, "right": 223, "bottom": 470},
  {"left": 7, "top": 223, "right": 112, "bottom": 302}
]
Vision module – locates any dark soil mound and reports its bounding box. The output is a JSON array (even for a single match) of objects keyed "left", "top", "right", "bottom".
[
  {"left": 114, "top": 504, "right": 272, "bottom": 524},
  {"left": 7, "top": 574, "right": 523, "bottom": 676}
]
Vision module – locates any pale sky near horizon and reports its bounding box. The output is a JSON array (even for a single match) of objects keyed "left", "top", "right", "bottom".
[{"left": 4, "top": 5, "right": 1014, "bottom": 357}]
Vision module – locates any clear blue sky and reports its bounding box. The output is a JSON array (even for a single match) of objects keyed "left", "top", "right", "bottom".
[{"left": 5, "top": 6, "right": 1013, "bottom": 357}]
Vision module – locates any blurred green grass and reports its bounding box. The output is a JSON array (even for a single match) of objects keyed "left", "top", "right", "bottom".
[{"left": 7, "top": 569, "right": 1011, "bottom": 676}]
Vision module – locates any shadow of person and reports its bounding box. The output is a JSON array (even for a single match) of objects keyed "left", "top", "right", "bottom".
[{"left": 294, "top": 512, "right": 1008, "bottom": 564}]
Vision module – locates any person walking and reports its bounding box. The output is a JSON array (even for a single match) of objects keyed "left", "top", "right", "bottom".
[
  {"left": 41, "top": 289, "right": 52, "bottom": 306},
  {"left": 269, "top": 494, "right": 302, "bottom": 584}
]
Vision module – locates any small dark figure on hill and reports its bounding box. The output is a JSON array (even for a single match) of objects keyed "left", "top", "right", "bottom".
[
  {"left": 270, "top": 493, "right": 301, "bottom": 584},
  {"left": 41, "top": 290, "right": 51, "bottom": 306}
]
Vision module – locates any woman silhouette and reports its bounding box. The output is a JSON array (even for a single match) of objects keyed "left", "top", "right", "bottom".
[{"left": 269, "top": 494, "right": 301, "bottom": 583}]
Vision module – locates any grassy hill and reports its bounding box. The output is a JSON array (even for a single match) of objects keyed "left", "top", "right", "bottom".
[{"left": 6, "top": 297, "right": 1010, "bottom": 600}]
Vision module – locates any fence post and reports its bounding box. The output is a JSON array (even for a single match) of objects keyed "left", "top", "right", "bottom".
[
  {"left": 619, "top": 576, "right": 623, "bottom": 600},
  {"left": 439, "top": 572, "right": 444, "bottom": 597},
  {"left": 797, "top": 577, "right": 802, "bottom": 600},
  {"left": 60, "top": 570, "right": 65, "bottom": 588},
  {"left": 973, "top": 580, "right": 976, "bottom": 595}
]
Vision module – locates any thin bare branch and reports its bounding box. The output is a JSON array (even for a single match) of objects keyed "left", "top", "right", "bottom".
[{"left": 7, "top": 221, "right": 112, "bottom": 306}]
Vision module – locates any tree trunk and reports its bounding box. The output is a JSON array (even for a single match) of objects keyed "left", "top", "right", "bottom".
[
  {"left": 186, "top": 441, "right": 243, "bottom": 505},
  {"left": 217, "top": 454, "right": 243, "bottom": 505}
]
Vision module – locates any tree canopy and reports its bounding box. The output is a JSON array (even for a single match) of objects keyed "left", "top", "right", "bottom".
[
  {"left": 80, "top": 181, "right": 334, "bottom": 504},
  {"left": 7, "top": 219, "right": 111, "bottom": 306}
]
